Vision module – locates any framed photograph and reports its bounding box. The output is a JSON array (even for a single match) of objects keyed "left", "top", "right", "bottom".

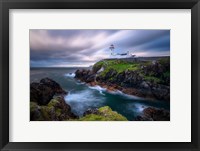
[{"left": 0, "top": 0, "right": 200, "bottom": 150}]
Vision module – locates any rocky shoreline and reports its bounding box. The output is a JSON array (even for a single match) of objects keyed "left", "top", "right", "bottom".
[
  {"left": 75, "top": 58, "right": 170, "bottom": 102},
  {"left": 30, "top": 78, "right": 128, "bottom": 121},
  {"left": 30, "top": 77, "right": 170, "bottom": 121}
]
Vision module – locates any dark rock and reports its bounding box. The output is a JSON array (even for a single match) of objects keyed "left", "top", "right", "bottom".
[
  {"left": 30, "top": 82, "right": 41, "bottom": 103},
  {"left": 49, "top": 96, "right": 78, "bottom": 120},
  {"left": 83, "top": 108, "right": 99, "bottom": 116},
  {"left": 30, "top": 102, "right": 41, "bottom": 120},
  {"left": 30, "top": 78, "right": 67, "bottom": 105},
  {"left": 142, "top": 59, "right": 170, "bottom": 86},
  {"left": 86, "top": 71, "right": 96, "bottom": 83},
  {"left": 150, "top": 84, "right": 170, "bottom": 101},
  {"left": 75, "top": 69, "right": 96, "bottom": 83},
  {"left": 40, "top": 78, "right": 67, "bottom": 95},
  {"left": 135, "top": 107, "right": 170, "bottom": 121},
  {"left": 30, "top": 96, "right": 78, "bottom": 121},
  {"left": 122, "top": 71, "right": 143, "bottom": 87},
  {"left": 140, "top": 81, "right": 150, "bottom": 89},
  {"left": 105, "top": 69, "right": 117, "bottom": 80},
  {"left": 92, "top": 63, "right": 103, "bottom": 73},
  {"left": 134, "top": 115, "right": 150, "bottom": 121}
]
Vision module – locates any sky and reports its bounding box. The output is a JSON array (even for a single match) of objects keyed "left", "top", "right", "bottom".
[{"left": 30, "top": 29, "right": 170, "bottom": 67}]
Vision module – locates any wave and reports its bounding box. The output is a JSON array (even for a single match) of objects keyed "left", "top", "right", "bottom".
[
  {"left": 64, "top": 73, "right": 75, "bottom": 78},
  {"left": 64, "top": 90, "right": 104, "bottom": 116},
  {"left": 134, "top": 103, "right": 147, "bottom": 112},
  {"left": 89, "top": 84, "right": 144, "bottom": 100},
  {"left": 115, "top": 91, "right": 144, "bottom": 100},
  {"left": 88, "top": 85, "right": 106, "bottom": 95},
  {"left": 76, "top": 81, "right": 86, "bottom": 85}
]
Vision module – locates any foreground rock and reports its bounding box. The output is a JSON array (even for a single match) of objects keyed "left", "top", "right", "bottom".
[
  {"left": 30, "top": 78, "right": 78, "bottom": 121},
  {"left": 80, "top": 106, "right": 128, "bottom": 121},
  {"left": 135, "top": 107, "right": 170, "bottom": 121},
  {"left": 30, "top": 78, "right": 67, "bottom": 105},
  {"left": 30, "top": 96, "right": 78, "bottom": 121}
]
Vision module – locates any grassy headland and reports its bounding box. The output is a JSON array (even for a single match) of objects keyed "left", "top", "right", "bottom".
[
  {"left": 75, "top": 57, "right": 170, "bottom": 101},
  {"left": 93, "top": 57, "right": 170, "bottom": 86}
]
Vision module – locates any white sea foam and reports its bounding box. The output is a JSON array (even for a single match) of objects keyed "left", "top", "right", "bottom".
[
  {"left": 107, "top": 89, "right": 143, "bottom": 100},
  {"left": 64, "top": 73, "right": 75, "bottom": 78},
  {"left": 127, "top": 103, "right": 147, "bottom": 113},
  {"left": 134, "top": 103, "right": 147, "bottom": 112},
  {"left": 65, "top": 90, "right": 105, "bottom": 104},
  {"left": 88, "top": 85, "right": 106, "bottom": 95},
  {"left": 120, "top": 92, "right": 144, "bottom": 100},
  {"left": 76, "top": 81, "right": 85, "bottom": 85},
  {"left": 64, "top": 90, "right": 104, "bottom": 116},
  {"left": 88, "top": 84, "right": 145, "bottom": 99},
  {"left": 66, "top": 90, "right": 91, "bottom": 102}
]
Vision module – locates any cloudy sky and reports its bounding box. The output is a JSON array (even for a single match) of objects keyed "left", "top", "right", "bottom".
[{"left": 30, "top": 29, "right": 170, "bottom": 67}]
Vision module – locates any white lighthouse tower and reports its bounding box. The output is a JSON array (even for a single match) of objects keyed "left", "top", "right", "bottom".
[{"left": 109, "top": 44, "right": 115, "bottom": 56}]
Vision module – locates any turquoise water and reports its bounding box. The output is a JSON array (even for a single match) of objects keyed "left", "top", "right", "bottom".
[{"left": 30, "top": 67, "right": 170, "bottom": 120}]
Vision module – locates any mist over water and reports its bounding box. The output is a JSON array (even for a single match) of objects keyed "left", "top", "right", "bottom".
[{"left": 30, "top": 67, "right": 170, "bottom": 120}]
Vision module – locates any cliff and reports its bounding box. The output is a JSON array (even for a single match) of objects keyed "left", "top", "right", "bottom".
[{"left": 75, "top": 57, "right": 170, "bottom": 101}]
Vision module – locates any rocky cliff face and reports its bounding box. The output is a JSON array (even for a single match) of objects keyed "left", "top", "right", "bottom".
[
  {"left": 30, "top": 78, "right": 77, "bottom": 121},
  {"left": 75, "top": 58, "right": 170, "bottom": 101}
]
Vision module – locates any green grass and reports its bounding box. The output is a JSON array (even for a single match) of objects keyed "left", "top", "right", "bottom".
[
  {"left": 94, "top": 60, "right": 140, "bottom": 77},
  {"left": 48, "top": 99, "right": 59, "bottom": 107},
  {"left": 30, "top": 102, "right": 38, "bottom": 112},
  {"left": 158, "top": 58, "right": 170, "bottom": 65},
  {"left": 79, "top": 106, "right": 128, "bottom": 121},
  {"left": 163, "top": 71, "right": 170, "bottom": 78},
  {"left": 93, "top": 59, "right": 170, "bottom": 85},
  {"left": 144, "top": 76, "right": 162, "bottom": 83},
  {"left": 109, "top": 63, "right": 139, "bottom": 73},
  {"left": 78, "top": 114, "right": 108, "bottom": 121}
]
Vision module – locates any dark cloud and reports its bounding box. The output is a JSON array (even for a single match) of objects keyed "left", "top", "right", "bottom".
[
  {"left": 47, "top": 30, "right": 118, "bottom": 38},
  {"left": 30, "top": 29, "right": 170, "bottom": 67}
]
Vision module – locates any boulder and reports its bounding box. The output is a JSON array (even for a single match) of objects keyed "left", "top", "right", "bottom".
[
  {"left": 75, "top": 69, "right": 94, "bottom": 82},
  {"left": 140, "top": 81, "right": 150, "bottom": 90},
  {"left": 40, "top": 78, "right": 66, "bottom": 94},
  {"left": 135, "top": 107, "right": 170, "bottom": 121},
  {"left": 30, "top": 96, "right": 78, "bottom": 121},
  {"left": 83, "top": 108, "right": 99, "bottom": 116},
  {"left": 30, "top": 78, "right": 67, "bottom": 105}
]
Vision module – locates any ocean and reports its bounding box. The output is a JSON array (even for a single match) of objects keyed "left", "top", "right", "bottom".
[{"left": 30, "top": 67, "right": 170, "bottom": 120}]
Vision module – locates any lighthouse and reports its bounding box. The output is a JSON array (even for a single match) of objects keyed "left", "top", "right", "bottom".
[
  {"left": 109, "top": 44, "right": 115, "bottom": 56},
  {"left": 108, "top": 44, "right": 135, "bottom": 58}
]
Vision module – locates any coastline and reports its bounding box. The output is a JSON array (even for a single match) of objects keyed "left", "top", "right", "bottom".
[
  {"left": 30, "top": 77, "right": 170, "bottom": 121},
  {"left": 80, "top": 80, "right": 157, "bottom": 101},
  {"left": 75, "top": 75, "right": 170, "bottom": 102},
  {"left": 74, "top": 57, "right": 170, "bottom": 102}
]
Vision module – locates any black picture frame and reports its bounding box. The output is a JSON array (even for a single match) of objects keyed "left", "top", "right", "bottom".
[{"left": 0, "top": 0, "right": 200, "bottom": 151}]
